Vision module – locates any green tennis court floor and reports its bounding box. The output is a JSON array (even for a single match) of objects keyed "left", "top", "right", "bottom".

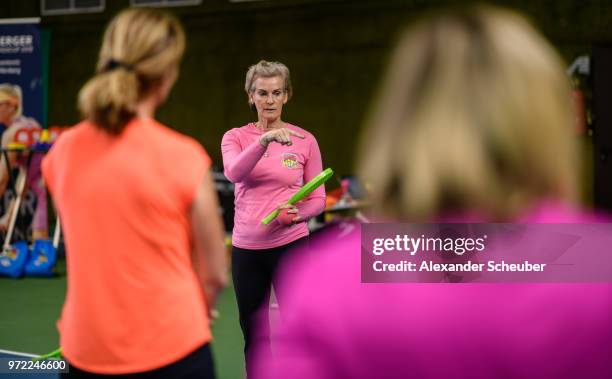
[{"left": 0, "top": 259, "right": 245, "bottom": 379}]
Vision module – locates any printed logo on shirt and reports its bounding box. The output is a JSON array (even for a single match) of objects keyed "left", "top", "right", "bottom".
[{"left": 281, "top": 153, "right": 299, "bottom": 169}]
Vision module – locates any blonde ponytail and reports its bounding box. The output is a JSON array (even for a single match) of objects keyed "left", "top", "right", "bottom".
[
  {"left": 78, "top": 68, "right": 139, "bottom": 135},
  {"left": 78, "top": 8, "right": 185, "bottom": 135}
]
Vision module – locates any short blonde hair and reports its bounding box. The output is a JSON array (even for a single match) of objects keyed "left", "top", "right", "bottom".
[
  {"left": 359, "top": 6, "right": 577, "bottom": 221},
  {"left": 78, "top": 8, "right": 185, "bottom": 134},
  {"left": 0, "top": 83, "right": 22, "bottom": 118},
  {"left": 245, "top": 60, "right": 292, "bottom": 100}
]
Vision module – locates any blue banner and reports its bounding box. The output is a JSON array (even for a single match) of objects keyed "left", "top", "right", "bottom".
[
  {"left": 0, "top": 21, "right": 43, "bottom": 128},
  {"left": 0, "top": 20, "right": 45, "bottom": 244}
]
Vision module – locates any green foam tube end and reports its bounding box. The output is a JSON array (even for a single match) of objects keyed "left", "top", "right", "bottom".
[{"left": 33, "top": 347, "right": 62, "bottom": 361}]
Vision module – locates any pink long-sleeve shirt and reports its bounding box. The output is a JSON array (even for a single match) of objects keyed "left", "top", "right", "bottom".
[
  {"left": 221, "top": 123, "right": 326, "bottom": 249},
  {"left": 255, "top": 203, "right": 612, "bottom": 379}
]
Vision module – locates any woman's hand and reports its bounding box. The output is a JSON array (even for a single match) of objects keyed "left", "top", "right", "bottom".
[
  {"left": 260, "top": 128, "right": 305, "bottom": 147},
  {"left": 278, "top": 203, "right": 303, "bottom": 225}
]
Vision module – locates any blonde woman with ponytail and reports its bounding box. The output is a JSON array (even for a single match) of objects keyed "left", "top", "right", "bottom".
[{"left": 42, "top": 8, "right": 227, "bottom": 378}]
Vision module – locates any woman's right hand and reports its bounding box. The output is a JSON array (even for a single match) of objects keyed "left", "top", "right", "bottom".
[{"left": 260, "top": 128, "right": 305, "bottom": 147}]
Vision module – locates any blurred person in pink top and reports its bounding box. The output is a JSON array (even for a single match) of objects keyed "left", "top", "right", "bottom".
[
  {"left": 255, "top": 6, "right": 611, "bottom": 379},
  {"left": 42, "top": 8, "right": 227, "bottom": 378},
  {"left": 0, "top": 83, "right": 47, "bottom": 240},
  {"left": 221, "top": 60, "right": 326, "bottom": 376}
]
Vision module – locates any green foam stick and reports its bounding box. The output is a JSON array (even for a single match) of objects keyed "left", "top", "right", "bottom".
[
  {"left": 33, "top": 347, "right": 62, "bottom": 361},
  {"left": 262, "top": 168, "right": 334, "bottom": 225}
]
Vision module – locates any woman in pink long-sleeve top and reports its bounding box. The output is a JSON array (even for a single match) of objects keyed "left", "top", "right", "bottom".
[{"left": 221, "top": 60, "right": 325, "bottom": 377}]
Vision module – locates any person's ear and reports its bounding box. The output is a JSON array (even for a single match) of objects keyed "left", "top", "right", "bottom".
[{"left": 248, "top": 95, "right": 257, "bottom": 113}]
